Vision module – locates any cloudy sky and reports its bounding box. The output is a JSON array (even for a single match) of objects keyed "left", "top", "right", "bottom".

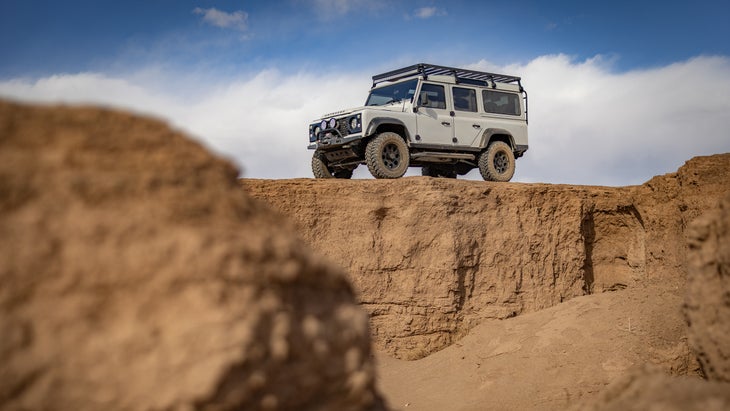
[{"left": 2, "top": 0, "right": 729, "bottom": 185}]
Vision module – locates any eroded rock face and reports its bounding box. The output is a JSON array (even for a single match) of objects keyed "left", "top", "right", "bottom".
[
  {"left": 575, "top": 188, "right": 730, "bottom": 411},
  {"left": 245, "top": 179, "right": 600, "bottom": 358},
  {"left": 0, "top": 101, "right": 385, "bottom": 411},
  {"left": 243, "top": 154, "right": 730, "bottom": 359},
  {"left": 685, "top": 195, "right": 730, "bottom": 382}
]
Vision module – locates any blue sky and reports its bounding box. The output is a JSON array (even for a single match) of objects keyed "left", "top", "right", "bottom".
[
  {"left": 4, "top": 1, "right": 729, "bottom": 76},
  {"left": 2, "top": 0, "right": 730, "bottom": 185}
]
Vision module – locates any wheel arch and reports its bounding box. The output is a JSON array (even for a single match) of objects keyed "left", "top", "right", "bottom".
[
  {"left": 365, "top": 118, "right": 411, "bottom": 143},
  {"left": 479, "top": 129, "right": 515, "bottom": 151}
]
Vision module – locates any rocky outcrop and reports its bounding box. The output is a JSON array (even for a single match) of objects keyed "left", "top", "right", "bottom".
[
  {"left": 685, "top": 195, "right": 730, "bottom": 382},
  {"left": 0, "top": 101, "right": 385, "bottom": 411},
  {"left": 243, "top": 154, "right": 730, "bottom": 359}
]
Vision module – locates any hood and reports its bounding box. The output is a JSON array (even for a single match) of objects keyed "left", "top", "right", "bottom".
[
  {"left": 318, "top": 106, "right": 363, "bottom": 120},
  {"left": 315, "top": 102, "right": 408, "bottom": 121}
]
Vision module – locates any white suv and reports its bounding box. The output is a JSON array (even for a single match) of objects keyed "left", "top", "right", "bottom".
[{"left": 307, "top": 63, "right": 528, "bottom": 181}]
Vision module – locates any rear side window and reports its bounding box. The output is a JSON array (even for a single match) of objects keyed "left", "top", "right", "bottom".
[
  {"left": 453, "top": 87, "right": 477, "bottom": 112},
  {"left": 482, "top": 90, "right": 521, "bottom": 116}
]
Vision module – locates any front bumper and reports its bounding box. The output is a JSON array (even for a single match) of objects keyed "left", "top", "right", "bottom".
[
  {"left": 308, "top": 132, "right": 363, "bottom": 150},
  {"left": 309, "top": 112, "right": 364, "bottom": 150}
]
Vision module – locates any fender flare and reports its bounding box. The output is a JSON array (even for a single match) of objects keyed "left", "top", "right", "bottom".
[
  {"left": 479, "top": 128, "right": 515, "bottom": 150},
  {"left": 365, "top": 117, "right": 412, "bottom": 141}
]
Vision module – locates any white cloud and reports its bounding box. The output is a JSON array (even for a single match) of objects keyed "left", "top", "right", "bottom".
[
  {"left": 499, "top": 55, "right": 730, "bottom": 185},
  {"left": 413, "top": 7, "right": 446, "bottom": 19},
  {"left": 193, "top": 7, "right": 248, "bottom": 31},
  {"left": 1, "top": 55, "right": 729, "bottom": 185},
  {"left": 0, "top": 70, "right": 368, "bottom": 178}
]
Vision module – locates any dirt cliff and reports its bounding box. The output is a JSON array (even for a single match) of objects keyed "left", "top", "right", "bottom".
[
  {"left": 242, "top": 153, "right": 730, "bottom": 360},
  {"left": 243, "top": 154, "right": 729, "bottom": 410}
]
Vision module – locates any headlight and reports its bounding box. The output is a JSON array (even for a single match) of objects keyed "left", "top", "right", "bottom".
[
  {"left": 320, "top": 119, "right": 328, "bottom": 130},
  {"left": 348, "top": 114, "right": 362, "bottom": 131},
  {"left": 314, "top": 126, "right": 321, "bottom": 136},
  {"left": 328, "top": 118, "right": 337, "bottom": 129}
]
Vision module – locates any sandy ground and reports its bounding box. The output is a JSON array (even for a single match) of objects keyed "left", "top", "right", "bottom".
[{"left": 376, "top": 285, "right": 691, "bottom": 410}]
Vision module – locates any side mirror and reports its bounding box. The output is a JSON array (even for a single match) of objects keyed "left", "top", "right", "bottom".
[{"left": 419, "top": 92, "right": 430, "bottom": 107}]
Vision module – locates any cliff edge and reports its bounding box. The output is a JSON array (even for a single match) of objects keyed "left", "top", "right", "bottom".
[{"left": 243, "top": 153, "right": 730, "bottom": 360}]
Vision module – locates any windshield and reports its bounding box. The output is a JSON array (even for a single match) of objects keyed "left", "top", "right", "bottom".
[{"left": 366, "top": 79, "right": 418, "bottom": 106}]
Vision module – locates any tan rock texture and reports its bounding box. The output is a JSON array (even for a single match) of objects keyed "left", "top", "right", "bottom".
[
  {"left": 0, "top": 101, "right": 385, "bottom": 411},
  {"left": 242, "top": 153, "right": 730, "bottom": 359},
  {"left": 570, "top": 193, "right": 730, "bottom": 411},
  {"left": 685, "top": 195, "right": 730, "bottom": 382},
  {"left": 574, "top": 370, "right": 730, "bottom": 411}
]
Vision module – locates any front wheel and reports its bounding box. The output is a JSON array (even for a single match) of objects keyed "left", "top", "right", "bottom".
[
  {"left": 365, "top": 132, "right": 409, "bottom": 179},
  {"left": 312, "top": 151, "right": 353, "bottom": 179},
  {"left": 478, "top": 141, "right": 515, "bottom": 182}
]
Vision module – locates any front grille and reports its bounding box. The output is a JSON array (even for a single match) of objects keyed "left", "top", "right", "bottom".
[
  {"left": 337, "top": 119, "right": 349, "bottom": 137},
  {"left": 315, "top": 115, "right": 360, "bottom": 143}
]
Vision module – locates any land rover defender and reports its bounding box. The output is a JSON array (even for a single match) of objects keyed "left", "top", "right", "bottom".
[{"left": 307, "top": 63, "right": 528, "bottom": 181}]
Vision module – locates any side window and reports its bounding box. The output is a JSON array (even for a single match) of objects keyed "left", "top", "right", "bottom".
[
  {"left": 482, "top": 90, "right": 521, "bottom": 116},
  {"left": 453, "top": 87, "right": 477, "bottom": 112},
  {"left": 418, "top": 83, "right": 447, "bottom": 109}
]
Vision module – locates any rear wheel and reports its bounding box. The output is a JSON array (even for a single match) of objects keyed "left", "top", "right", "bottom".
[
  {"left": 365, "top": 132, "right": 409, "bottom": 179},
  {"left": 312, "top": 151, "right": 353, "bottom": 179},
  {"left": 478, "top": 141, "right": 515, "bottom": 182}
]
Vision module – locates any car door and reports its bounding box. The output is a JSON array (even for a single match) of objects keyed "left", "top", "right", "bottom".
[
  {"left": 450, "top": 85, "right": 482, "bottom": 147},
  {"left": 414, "top": 82, "right": 454, "bottom": 145}
]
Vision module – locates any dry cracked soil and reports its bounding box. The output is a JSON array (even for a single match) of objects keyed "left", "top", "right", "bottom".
[{"left": 2, "top": 100, "right": 730, "bottom": 410}]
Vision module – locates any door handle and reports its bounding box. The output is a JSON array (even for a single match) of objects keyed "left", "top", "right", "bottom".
[
  {"left": 441, "top": 122, "right": 451, "bottom": 126},
  {"left": 472, "top": 124, "right": 481, "bottom": 129}
]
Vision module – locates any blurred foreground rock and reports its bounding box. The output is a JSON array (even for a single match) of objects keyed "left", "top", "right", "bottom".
[
  {"left": 576, "top": 369, "right": 730, "bottom": 411},
  {"left": 0, "top": 101, "right": 385, "bottom": 411},
  {"left": 685, "top": 195, "right": 730, "bottom": 382}
]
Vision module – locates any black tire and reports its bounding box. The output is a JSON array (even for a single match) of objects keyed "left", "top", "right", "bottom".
[
  {"left": 478, "top": 141, "right": 515, "bottom": 182},
  {"left": 365, "top": 132, "right": 409, "bottom": 179},
  {"left": 312, "top": 152, "right": 353, "bottom": 179},
  {"left": 312, "top": 151, "right": 333, "bottom": 178}
]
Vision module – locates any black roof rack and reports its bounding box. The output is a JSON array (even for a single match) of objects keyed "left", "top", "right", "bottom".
[{"left": 372, "top": 63, "right": 522, "bottom": 90}]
